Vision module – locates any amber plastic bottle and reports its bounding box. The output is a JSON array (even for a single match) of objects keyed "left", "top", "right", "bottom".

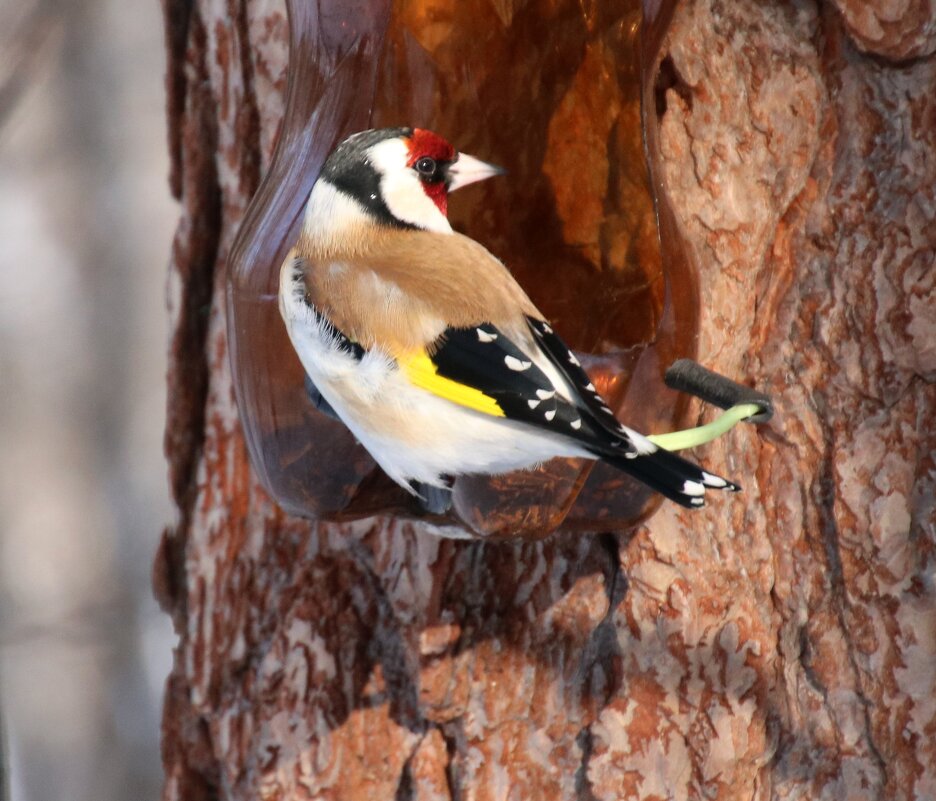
[{"left": 226, "top": 0, "right": 694, "bottom": 538}]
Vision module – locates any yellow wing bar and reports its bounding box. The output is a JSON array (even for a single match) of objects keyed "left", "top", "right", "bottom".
[{"left": 399, "top": 351, "right": 505, "bottom": 418}]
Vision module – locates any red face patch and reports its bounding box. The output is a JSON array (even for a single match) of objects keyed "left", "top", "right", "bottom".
[
  {"left": 407, "top": 129, "right": 456, "bottom": 165},
  {"left": 406, "top": 129, "right": 457, "bottom": 217}
]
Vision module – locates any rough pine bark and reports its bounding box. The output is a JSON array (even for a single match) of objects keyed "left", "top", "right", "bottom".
[{"left": 157, "top": 1, "right": 936, "bottom": 799}]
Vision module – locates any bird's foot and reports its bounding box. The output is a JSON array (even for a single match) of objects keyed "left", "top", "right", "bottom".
[
  {"left": 304, "top": 374, "right": 340, "bottom": 420},
  {"left": 415, "top": 476, "right": 454, "bottom": 515}
]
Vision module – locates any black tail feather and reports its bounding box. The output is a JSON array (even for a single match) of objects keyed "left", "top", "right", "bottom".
[{"left": 596, "top": 446, "right": 740, "bottom": 509}]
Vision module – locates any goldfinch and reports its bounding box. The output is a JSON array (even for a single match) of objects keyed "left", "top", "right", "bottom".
[{"left": 279, "top": 127, "right": 739, "bottom": 509}]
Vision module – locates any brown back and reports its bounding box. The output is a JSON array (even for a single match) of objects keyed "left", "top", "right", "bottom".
[{"left": 292, "top": 227, "right": 544, "bottom": 354}]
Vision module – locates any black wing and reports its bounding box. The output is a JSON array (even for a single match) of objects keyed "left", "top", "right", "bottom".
[
  {"left": 426, "top": 318, "right": 739, "bottom": 508},
  {"left": 427, "top": 322, "right": 638, "bottom": 455}
]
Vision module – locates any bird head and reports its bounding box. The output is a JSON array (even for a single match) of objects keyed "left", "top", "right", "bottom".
[{"left": 315, "top": 127, "right": 504, "bottom": 234}]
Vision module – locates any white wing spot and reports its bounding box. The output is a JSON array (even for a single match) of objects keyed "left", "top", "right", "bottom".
[
  {"left": 584, "top": 382, "right": 596, "bottom": 392},
  {"left": 682, "top": 480, "right": 705, "bottom": 496},
  {"left": 476, "top": 328, "right": 498, "bottom": 343},
  {"left": 570, "top": 418, "right": 582, "bottom": 430},
  {"left": 536, "top": 389, "right": 556, "bottom": 400},
  {"left": 568, "top": 352, "right": 581, "bottom": 366},
  {"left": 702, "top": 471, "right": 728, "bottom": 488},
  {"left": 544, "top": 410, "right": 556, "bottom": 421},
  {"left": 690, "top": 497, "right": 705, "bottom": 507},
  {"left": 601, "top": 406, "right": 615, "bottom": 415},
  {"left": 505, "top": 356, "right": 532, "bottom": 371},
  {"left": 527, "top": 399, "right": 541, "bottom": 409}
]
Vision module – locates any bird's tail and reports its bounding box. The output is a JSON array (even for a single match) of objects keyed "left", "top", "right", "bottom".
[{"left": 595, "top": 444, "right": 740, "bottom": 509}]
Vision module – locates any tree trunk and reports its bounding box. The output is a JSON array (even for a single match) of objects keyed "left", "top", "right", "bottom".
[{"left": 157, "top": 1, "right": 936, "bottom": 799}]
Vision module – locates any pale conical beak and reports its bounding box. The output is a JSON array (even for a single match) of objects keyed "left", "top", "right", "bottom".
[{"left": 446, "top": 152, "right": 506, "bottom": 192}]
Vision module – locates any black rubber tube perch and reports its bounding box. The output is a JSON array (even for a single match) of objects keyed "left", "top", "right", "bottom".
[{"left": 665, "top": 359, "right": 774, "bottom": 423}]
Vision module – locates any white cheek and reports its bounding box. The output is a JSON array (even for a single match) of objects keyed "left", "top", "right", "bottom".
[
  {"left": 380, "top": 171, "right": 452, "bottom": 234},
  {"left": 368, "top": 139, "right": 453, "bottom": 234}
]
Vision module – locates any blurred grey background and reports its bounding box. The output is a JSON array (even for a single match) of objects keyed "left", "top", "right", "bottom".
[{"left": 0, "top": 0, "right": 177, "bottom": 799}]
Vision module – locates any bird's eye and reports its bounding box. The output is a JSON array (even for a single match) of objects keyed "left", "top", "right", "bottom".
[{"left": 414, "top": 156, "right": 437, "bottom": 177}]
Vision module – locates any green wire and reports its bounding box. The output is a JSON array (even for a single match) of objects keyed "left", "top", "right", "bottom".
[{"left": 646, "top": 403, "right": 763, "bottom": 452}]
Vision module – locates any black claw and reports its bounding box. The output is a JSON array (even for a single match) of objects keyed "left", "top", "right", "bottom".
[{"left": 415, "top": 479, "right": 454, "bottom": 515}]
